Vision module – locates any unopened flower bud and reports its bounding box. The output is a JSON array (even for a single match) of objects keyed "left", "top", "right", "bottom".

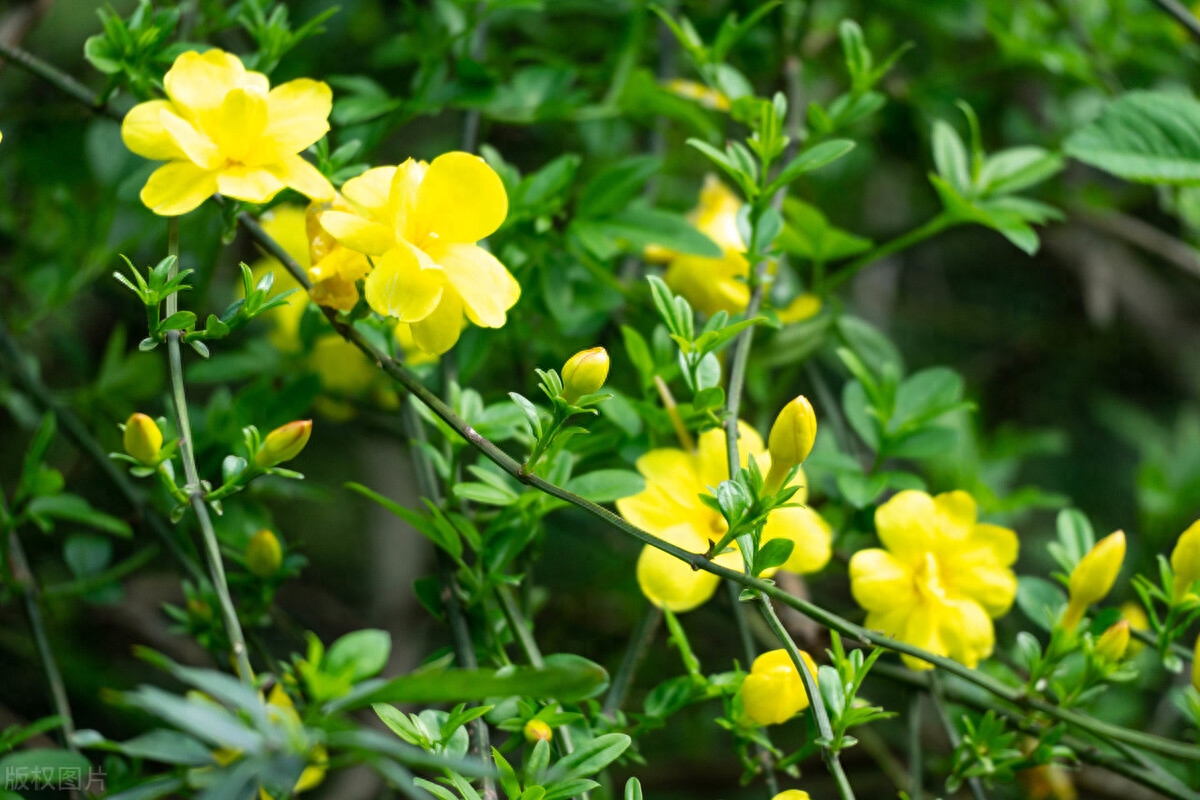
[
  {"left": 1062, "top": 530, "right": 1125, "bottom": 631},
  {"left": 1170, "top": 520, "right": 1200, "bottom": 603},
  {"left": 770, "top": 793, "right": 812, "bottom": 800},
  {"left": 523, "top": 719, "right": 552, "bottom": 744},
  {"left": 1095, "top": 619, "right": 1130, "bottom": 663},
  {"left": 741, "top": 649, "right": 818, "bottom": 726},
  {"left": 561, "top": 347, "right": 609, "bottom": 403},
  {"left": 764, "top": 396, "right": 817, "bottom": 494},
  {"left": 124, "top": 413, "right": 163, "bottom": 466},
  {"left": 255, "top": 420, "right": 312, "bottom": 468},
  {"left": 246, "top": 529, "right": 283, "bottom": 578}
]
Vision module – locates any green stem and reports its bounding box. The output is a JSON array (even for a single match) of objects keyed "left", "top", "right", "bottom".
[
  {"left": 823, "top": 214, "right": 953, "bottom": 292},
  {"left": 165, "top": 218, "right": 253, "bottom": 686},
  {"left": 6, "top": 528, "right": 76, "bottom": 750},
  {"left": 928, "top": 671, "right": 987, "bottom": 800},
  {"left": 601, "top": 603, "right": 662, "bottom": 718},
  {"left": 0, "top": 40, "right": 115, "bottom": 116},
  {"left": 0, "top": 318, "right": 204, "bottom": 583},
  {"left": 759, "top": 597, "right": 856, "bottom": 800}
]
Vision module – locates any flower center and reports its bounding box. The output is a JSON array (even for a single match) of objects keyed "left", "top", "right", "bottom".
[{"left": 914, "top": 552, "right": 950, "bottom": 603}]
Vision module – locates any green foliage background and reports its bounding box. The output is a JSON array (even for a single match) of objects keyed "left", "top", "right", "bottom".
[{"left": 3, "top": 0, "right": 1200, "bottom": 798}]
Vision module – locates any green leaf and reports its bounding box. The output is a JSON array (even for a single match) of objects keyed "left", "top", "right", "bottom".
[
  {"left": 564, "top": 470, "right": 645, "bottom": 503},
  {"left": 325, "top": 629, "right": 392, "bottom": 682},
  {"left": 753, "top": 538, "right": 795, "bottom": 576},
  {"left": 26, "top": 494, "right": 132, "bottom": 537},
  {"left": 1016, "top": 576, "right": 1067, "bottom": 632},
  {"left": 116, "top": 729, "right": 215, "bottom": 766},
  {"left": 546, "top": 733, "right": 631, "bottom": 782},
  {"left": 978, "top": 147, "right": 1063, "bottom": 196},
  {"left": 453, "top": 481, "right": 519, "bottom": 507},
  {"left": 593, "top": 208, "right": 722, "bottom": 257},
  {"left": 159, "top": 310, "right": 196, "bottom": 332},
  {"left": 0, "top": 749, "right": 91, "bottom": 788},
  {"left": 1064, "top": 90, "right": 1200, "bottom": 185},
  {"left": 576, "top": 156, "right": 660, "bottom": 219},
  {"left": 891, "top": 367, "right": 964, "bottom": 431},
  {"left": 63, "top": 534, "right": 113, "bottom": 579},
  {"left": 16, "top": 412, "right": 56, "bottom": 504},
  {"left": 777, "top": 198, "right": 872, "bottom": 262},
  {"left": 766, "top": 139, "right": 855, "bottom": 194},
  {"left": 327, "top": 658, "right": 610, "bottom": 711},
  {"left": 932, "top": 120, "right": 971, "bottom": 195}
]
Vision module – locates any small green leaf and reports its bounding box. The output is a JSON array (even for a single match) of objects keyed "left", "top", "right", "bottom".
[{"left": 325, "top": 629, "right": 392, "bottom": 682}]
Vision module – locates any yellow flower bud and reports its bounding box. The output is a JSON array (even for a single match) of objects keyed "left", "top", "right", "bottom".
[
  {"left": 1094, "top": 619, "right": 1130, "bottom": 663},
  {"left": 561, "top": 347, "right": 609, "bottom": 403},
  {"left": 764, "top": 396, "right": 817, "bottom": 494},
  {"left": 741, "top": 649, "right": 818, "bottom": 726},
  {"left": 246, "top": 529, "right": 283, "bottom": 578},
  {"left": 771, "top": 792, "right": 812, "bottom": 800},
  {"left": 523, "top": 719, "right": 553, "bottom": 744},
  {"left": 123, "top": 413, "right": 163, "bottom": 466},
  {"left": 1062, "top": 530, "right": 1126, "bottom": 631},
  {"left": 255, "top": 420, "right": 313, "bottom": 468},
  {"left": 1170, "top": 520, "right": 1200, "bottom": 603}
]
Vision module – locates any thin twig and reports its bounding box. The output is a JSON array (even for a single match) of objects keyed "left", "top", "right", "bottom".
[
  {"left": 165, "top": 218, "right": 253, "bottom": 685},
  {"left": 929, "top": 671, "right": 987, "bottom": 800},
  {"left": 1148, "top": 0, "right": 1200, "bottom": 43},
  {"left": 601, "top": 603, "right": 662, "bottom": 718}
]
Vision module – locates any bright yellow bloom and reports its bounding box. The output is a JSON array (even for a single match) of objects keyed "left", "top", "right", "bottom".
[
  {"left": 616, "top": 424, "right": 832, "bottom": 613},
  {"left": 849, "top": 490, "right": 1018, "bottom": 670},
  {"left": 1062, "top": 530, "right": 1125, "bottom": 631},
  {"left": 664, "top": 79, "right": 731, "bottom": 111},
  {"left": 561, "top": 347, "right": 610, "bottom": 402},
  {"left": 319, "top": 153, "right": 518, "bottom": 354},
  {"left": 123, "top": 412, "right": 163, "bottom": 465},
  {"left": 1171, "top": 519, "right": 1200, "bottom": 602},
  {"left": 122, "top": 49, "right": 334, "bottom": 216},
  {"left": 656, "top": 176, "right": 752, "bottom": 316},
  {"left": 1094, "top": 619, "right": 1130, "bottom": 663},
  {"left": 765, "top": 395, "right": 817, "bottom": 493},
  {"left": 305, "top": 201, "right": 371, "bottom": 311},
  {"left": 771, "top": 792, "right": 812, "bottom": 800},
  {"left": 741, "top": 649, "right": 818, "bottom": 726}
]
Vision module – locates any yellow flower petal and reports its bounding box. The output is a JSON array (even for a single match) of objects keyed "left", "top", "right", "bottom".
[
  {"left": 938, "top": 597, "right": 995, "bottom": 667},
  {"left": 256, "top": 78, "right": 332, "bottom": 159},
  {"left": 140, "top": 161, "right": 219, "bottom": 216},
  {"left": 635, "top": 449, "right": 703, "bottom": 504},
  {"left": 695, "top": 422, "right": 766, "bottom": 487},
  {"left": 415, "top": 152, "right": 507, "bottom": 243},
  {"left": 932, "top": 490, "right": 977, "bottom": 540},
  {"left": 761, "top": 505, "right": 832, "bottom": 575},
  {"left": 159, "top": 108, "right": 221, "bottom": 169},
  {"left": 636, "top": 525, "right": 722, "bottom": 613},
  {"left": 268, "top": 154, "right": 334, "bottom": 202},
  {"left": 849, "top": 548, "right": 915, "bottom": 611},
  {"left": 164, "top": 49, "right": 249, "bottom": 118},
  {"left": 341, "top": 166, "right": 398, "bottom": 219},
  {"left": 122, "top": 100, "right": 187, "bottom": 161},
  {"left": 320, "top": 210, "right": 396, "bottom": 255},
  {"left": 390, "top": 159, "right": 426, "bottom": 238},
  {"left": 364, "top": 245, "right": 445, "bottom": 322},
  {"left": 410, "top": 290, "right": 465, "bottom": 354},
  {"left": 217, "top": 165, "right": 284, "bottom": 204},
  {"left": 429, "top": 242, "right": 519, "bottom": 328},
  {"left": 874, "top": 490, "right": 940, "bottom": 564},
  {"left": 210, "top": 86, "right": 268, "bottom": 162}
]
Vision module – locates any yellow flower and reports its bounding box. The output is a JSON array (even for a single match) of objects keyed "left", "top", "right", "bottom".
[
  {"left": 319, "top": 153, "right": 518, "bottom": 354},
  {"left": 1170, "top": 519, "right": 1200, "bottom": 603},
  {"left": 212, "top": 685, "right": 326, "bottom": 798},
  {"left": 616, "top": 423, "right": 832, "bottom": 613},
  {"left": 1119, "top": 600, "right": 1148, "bottom": 655},
  {"left": 122, "top": 49, "right": 334, "bottom": 216},
  {"left": 740, "top": 649, "right": 818, "bottom": 726},
  {"left": 1094, "top": 619, "right": 1130, "bottom": 663},
  {"left": 849, "top": 490, "right": 1018, "bottom": 670},
  {"left": 256, "top": 420, "right": 312, "bottom": 468},
  {"left": 664, "top": 79, "right": 731, "bottom": 111},
  {"left": 123, "top": 412, "right": 163, "bottom": 465},
  {"left": 657, "top": 176, "right": 752, "bottom": 316},
  {"left": 1062, "top": 530, "right": 1125, "bottom": 631},
  {"left": 771, "top": 793, "right": 812, "bottom": 800},
  {"left": 524, "top": 719, "right": 553, "bottom": 743},
  {"left": 778, "top": 293, "right": 823, "bottom": 324},
  {"left": 246, "top": 530, "right": 283, "bottom": 578},
  {"left": 561, "top": 347, "right": 610, "bottom": 402},
  {"left": 765, "top": 395, "right": 817, "bottom": 493}
]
